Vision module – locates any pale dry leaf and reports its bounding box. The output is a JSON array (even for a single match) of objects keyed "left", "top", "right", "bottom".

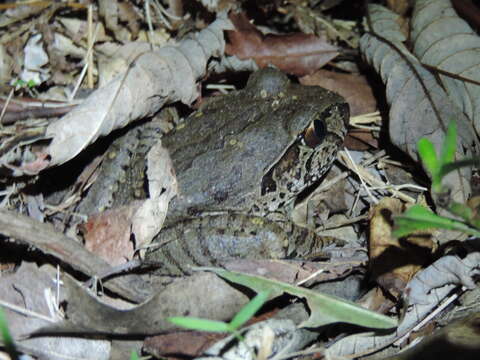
[
  {"left": 0, "top": 44, "right": 14, "bottom": 85},
  {"left": 21, "top": 33, "right": 50, "bottom": 85},
  {"left": 0, "top": 262, "right": 110, "bottom": 360},
  {"left": 32, "top": 273, "right": 249, "bottom": 336},
  {"left": 326, "top": 251, "right": 480, "bottom": 358},
  {"left": 11, "top": 18, "right": 232, "bottom": 175},
  {"left": 132, "top": 141, "right": 178, "bottom": 251},
  {"left": 97, "top": 42, "right": 155, "bottom": 87},
  {"left": 196, "top": 319, "right": 314, "bottom": 360},
  {"left": 57, "top": 17, "right": 109, "bottom": 43},
  {"left": 99, "top": 0, "right": 119, "bottom": 33},
  {"left": 0, "top": 3, "right": 49, "bottom": 28},
  {"left": 360, "top": 4, "right": 476, "bottom": 204},
  {"left": 406, "top": 252, "right": 480, "bottom": 305},
  {"left": 412, "top": 0, "right": 480, "bottom": 132},
  {"left": 52, "top": 33, "right": 86, "bottom": 59}
]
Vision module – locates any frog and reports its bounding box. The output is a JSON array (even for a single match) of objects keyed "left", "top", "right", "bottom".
[{"left": 144, "top": 67, "right": 349, "bottom": 275}]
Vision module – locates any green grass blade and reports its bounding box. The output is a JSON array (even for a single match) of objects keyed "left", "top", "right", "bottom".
[
  {"left": 393, "top": 205, "right": 480, "bottom": 237},
  {"left": 439, "top": 120, "right": 457, "bottom": 166},
  {"left": 229, "top": 291, "right": 270, "bottom": 330},
  {"left": 201, "top": 268, "right": 397, "bottom": 329},
  {"left": 168, "top": 316, "right": 231, "bottom": 332},
  {"left": 417, "top": 138, "right": 439, "bottom": 177}
]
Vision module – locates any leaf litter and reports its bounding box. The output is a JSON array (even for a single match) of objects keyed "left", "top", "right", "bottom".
[{"left": 0, "top": 1, "right": 480, "bottom": 360}]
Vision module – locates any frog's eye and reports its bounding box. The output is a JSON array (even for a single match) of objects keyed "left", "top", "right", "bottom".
[{"left": 304, "top": 119, "right": 326, "bottom": 148}]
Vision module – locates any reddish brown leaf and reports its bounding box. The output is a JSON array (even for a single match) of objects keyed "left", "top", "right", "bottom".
[
  {"left": 300, "top": 70, "right": 378, "bottom": 116},
  {"left": 226, "top": 13, "right": 338, "bottom": 76},
  {"left": 344, "top": 129, "right": 379, "bottom": 150},
  {"left": 144, "top": 331, "right": 225, "bottom": 359},
  {"left": 81, "top": 202, "right": 142, "bottom": 266}
]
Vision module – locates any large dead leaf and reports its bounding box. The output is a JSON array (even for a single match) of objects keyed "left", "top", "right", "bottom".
[
  {"left": 360, "top": 4, "right": 477, "bottom": 204},
  {"left": 406, "top": 251, "right": 480, "bottom": 305},
  {"left": 300, "top": 69, "right": 378, "bottom": 116},
  {"left": 31, "top": 273, "right": 249, "bottom": 336},
  {"left": 0, "top": 208, "right": 152, "bottom": 303},
  {"left": 82, "top": 202, "right": 141, "bottom": 265},
  {"left": 326, "top": 251, "right": 480, "bottom": 358},
  {"left": 226, "top": 12, "right": 338, "bottom": 76},
  {"left": 0, "top": 263, "right": 110, "bottom": 360},
  {"left": 9, "top": 18, "right": 232, "bottom": 175},
  {"left": 412, "top": 0, "right": 480, "bottom": 133}
]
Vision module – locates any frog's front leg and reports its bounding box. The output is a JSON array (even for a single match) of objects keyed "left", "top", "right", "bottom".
[{"left": 144, "top": 212, "right": 335, "bottom": 276}]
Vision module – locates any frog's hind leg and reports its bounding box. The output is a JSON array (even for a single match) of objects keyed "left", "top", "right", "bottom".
[{"left": 145, "top": 213, "right": 290, "bottom": 276}]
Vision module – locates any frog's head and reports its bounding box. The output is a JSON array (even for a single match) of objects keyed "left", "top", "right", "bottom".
[{"left": 259, "top": 89, "right": 349, "bottom": 213}]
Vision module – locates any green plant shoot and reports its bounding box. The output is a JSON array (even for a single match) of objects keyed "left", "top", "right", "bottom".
[
  {"left": 168, "top": 291, "right": 270, "bottom": 334},
  {"left": 393, "top": 205, "right": 480, "bottom": 238},
  {"left": 394, "top": 120, "right": 480, "bottom": 238},
  {"left": 417, "top": 120, "right": 457, "bottom": 193}
]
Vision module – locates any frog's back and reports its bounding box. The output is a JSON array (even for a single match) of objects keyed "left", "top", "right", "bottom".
[
  {"left": 163, "top": 68, "right": 348, "bottom": 217},
  {"left": 163, "top": 94, "right": 288, "bottom": 215}
]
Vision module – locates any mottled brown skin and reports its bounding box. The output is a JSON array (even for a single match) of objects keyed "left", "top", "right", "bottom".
[
  {"left": 163, "top": 68, "right": 348, "bottom": 219},
  {"left": 146, "top": 68, "right": 349, "bottom": 275}
]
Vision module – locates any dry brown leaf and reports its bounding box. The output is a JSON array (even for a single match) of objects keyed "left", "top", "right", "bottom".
[
  {"left": 386, "top": 0, "right": 412, "bottom": 15},
  {"left": 9, "top": 18, "right": 232, "bottom": 175},
  {"left": 300, "top": 70, "right": 378, "bottom": 116},
  {"left": 391, "top": 312, "right": 480, "bottom": 360},
  {"left": 0, "top": 208, "right": 152, "bottom": 302},
  {"left": 369, "top": 198, "right": 435, "bottom": 298},
  {"left": 32, "top": 273, "right": 249, "bottom": 336},
  {"left": 0, "top": 263, "right": 110, "bottom": 359},
  {"left": 81, "top": 141, "right": 176, "bottom": 264},
  {"left": 144, "top": 332, "right": 225, "bottom": 359},
  {"left": 344, "top": 129, "right": 378, "bottom": 150},
  {"left": 81, "top": 202, "right": 141, "bottom": 266},
  {"left": 406, "top": 252, "right": 480, "bottom": 305},
  {"left": 361, "top": 4, "right": 476, "bottom": 208},
  {"left": 357, "top": 287, "right": 396, "bottom": 314},
  {"left": 0, "top": 2, "right": 50, "bottom": 28},
  {"left": 226, "top": 13, "right": 338, "bottom": 76}
]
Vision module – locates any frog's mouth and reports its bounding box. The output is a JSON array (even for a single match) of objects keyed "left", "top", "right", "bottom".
[{"left": 260, "top": 103, "right": 347, "bottom": 212}]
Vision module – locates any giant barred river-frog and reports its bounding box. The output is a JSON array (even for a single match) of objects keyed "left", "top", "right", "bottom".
[{"left": 144, "top": 68, "right": 349, "bottom": 274}]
